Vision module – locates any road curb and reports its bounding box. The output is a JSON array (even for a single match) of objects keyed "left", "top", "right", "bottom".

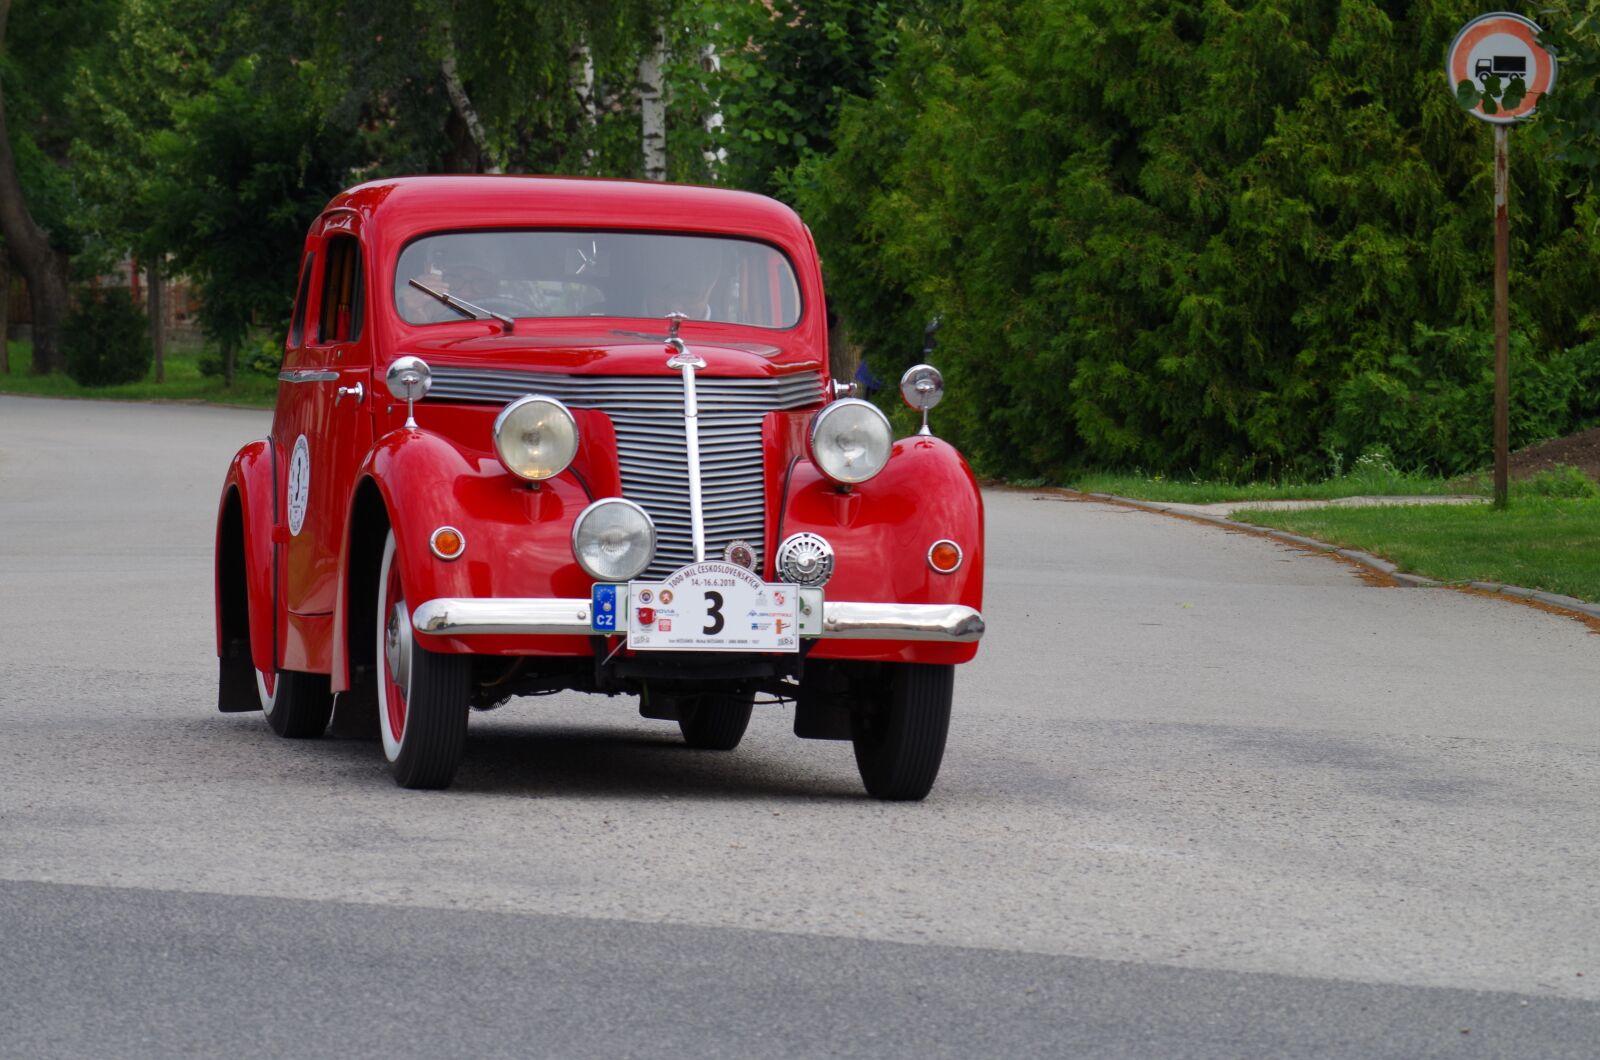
[{"left": 1066, "top": 489, "right": 1600, "bottom": 622}]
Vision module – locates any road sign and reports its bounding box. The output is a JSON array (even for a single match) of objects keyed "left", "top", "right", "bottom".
[{"left": 1446, "top": 12, "right": 1557, "bottom": 124}]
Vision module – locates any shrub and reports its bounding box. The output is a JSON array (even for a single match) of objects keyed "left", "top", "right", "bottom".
[
  {"left": 198, "top": 334, "right": 283, "bottom": 379},
  {"left": 1520, "top": 465, "right": 1600, "bottom": 499},
  {"left": 63, "top": 293, "right": 152, "bottom": 386}
]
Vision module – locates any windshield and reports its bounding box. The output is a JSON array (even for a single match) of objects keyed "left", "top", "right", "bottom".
[{"left": 393, "top": 230, "right": 802, "bottom": 329}]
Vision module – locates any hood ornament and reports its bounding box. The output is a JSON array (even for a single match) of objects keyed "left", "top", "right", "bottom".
[{"left": 664, "top": 311, "right": 703, "bottom": 369}]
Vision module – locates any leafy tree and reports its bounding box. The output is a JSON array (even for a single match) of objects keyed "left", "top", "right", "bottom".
[
  {"left": 673, "top": 0, "right": 920, "bottom": 196},
  {"left": 794, "top": 0, "right": 1600, "bottom": 480},
  {"left": 149, "top": 55, "right": 356, "bottom": 383},
  {"left": 0, "top": 0, "right": 119, "bottom": 373},
  {"left": 293, "top": 0, "right": 666, "bottom": 177},
  {"left": 71, "top": 0, "right": 222, "bottom": 381},
  {"left": 1531, "top": 1, "right": 1600, "bottom": 194}
]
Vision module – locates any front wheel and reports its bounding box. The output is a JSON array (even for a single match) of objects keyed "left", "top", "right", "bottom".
[
  {"left": 677, "top": 692, "right": 755, "bottom": 751},
  {"left": 851, "top": 663, "right": 953, "bottom": 801},
  {"left": 376, "top": 530, "right": 470, "bottom": 789},
  {"left": 258, "top": 667, "right": 334, "bottom": 738}
]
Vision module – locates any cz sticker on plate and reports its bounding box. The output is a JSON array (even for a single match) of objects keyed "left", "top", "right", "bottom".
[{"left": 628, "top": 561, "right": 799, "bottom": 652}]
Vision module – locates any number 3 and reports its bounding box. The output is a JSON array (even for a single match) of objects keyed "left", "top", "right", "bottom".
[{"left": 703, "top": 591, "right": 725, "bottom": 636}]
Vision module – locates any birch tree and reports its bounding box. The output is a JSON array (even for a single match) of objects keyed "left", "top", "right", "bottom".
[{"left": 639, "top": 24, "right": 667, "bottom": 180}]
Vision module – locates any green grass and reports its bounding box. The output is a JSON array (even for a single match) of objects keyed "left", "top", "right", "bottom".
[
  {"left": 1, "top": 339, "right": 276, "bottom": 407},
  {"left": 1233, "top": 497, "right": 1600, "bottom": 603},
  {"left": 1067, "top": 465, "right": 1465, "bottom": 504}
]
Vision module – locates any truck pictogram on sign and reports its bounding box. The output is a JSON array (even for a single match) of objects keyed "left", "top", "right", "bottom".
[{"left": 1474, "top": 55, "right": 1526, "bottom": 85}]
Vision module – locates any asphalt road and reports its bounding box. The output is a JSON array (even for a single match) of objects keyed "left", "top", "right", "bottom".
[{"left": 3, "top": 394, "right": 1599, "bottom": 1058}]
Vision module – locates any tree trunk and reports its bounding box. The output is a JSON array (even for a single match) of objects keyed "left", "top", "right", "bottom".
[
  {"left": 0, "top": 245, "right": 9, "bottom": 374},
  {"left": 437, "top": 18, "right": 501, "bottom": 174},
  {"left": 224, "top": 337, "right": 236, "bottom": 388},
  {"left": 147, "top": 262, "right": 164, "bottom": 383},
  {"left": 572, "top": 40, "right": 597, "bottom": 172},
  {"left": 0, "top": 0, "right": 70, "bottom": 375},
  {"left": 700, "top": 39, "right": 726, "bottom": 173},
  {"left": 639, "top": 27, "right": 667, "bottom": 181}
]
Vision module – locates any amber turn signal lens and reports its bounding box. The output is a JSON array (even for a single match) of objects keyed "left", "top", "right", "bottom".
[
  {"left": 430, "top": 527, "right": 465, "bottom": 560},
  {"left": 928, "top": 540, "right": 962, "bottom": 573}
]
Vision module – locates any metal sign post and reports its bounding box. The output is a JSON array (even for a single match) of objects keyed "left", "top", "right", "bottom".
[
  {"left": 1492, "top": 124, "right": 1509, "bottom": 506},
  {"left": 1445, "top": 12, "right": 1557, "bottom": 507}
]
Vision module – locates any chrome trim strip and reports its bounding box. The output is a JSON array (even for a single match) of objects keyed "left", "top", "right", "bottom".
[
  {"left": 821, "top": 602, "right": 985, "bottom": 642},
  {"left": 666, "top": 337, "right": 709, "bottom": 562},
  {"left": 412, "top": 598, "right": 593, "bottom": 636},
  {"left": 278, "top": 369, "right": 340, "bottom": 383},
  {"left": 410, "top": 597, "right": 984, "bottom": 643}
]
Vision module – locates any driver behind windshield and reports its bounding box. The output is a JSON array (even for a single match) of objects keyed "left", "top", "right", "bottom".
[
  {"left": 640, "top": 241, "right": 723, "bottom": 321},
  {"left": 443, "top": 262, "right": 499, "bottom": 305}
]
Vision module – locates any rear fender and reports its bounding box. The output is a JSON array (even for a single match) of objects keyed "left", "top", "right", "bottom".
[
  {"left": 215, "top": 439, "right": 278, "bottom": 683},
  {"left": 778, "top": 435, "right": 984, "bottom": 664}
]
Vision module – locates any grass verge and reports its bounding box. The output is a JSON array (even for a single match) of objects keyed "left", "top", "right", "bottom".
[
  {"left": 1233, "top": 497, "right": 1600, "bottom": 603},
  {"left": 1067, "top": 466, "right": 1464, "bottom": 504},
  {"left": 1, "top": 340, "right": 276, "bottom": 407}
]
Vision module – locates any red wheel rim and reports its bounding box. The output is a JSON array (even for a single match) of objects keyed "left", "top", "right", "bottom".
[{"left": 382, "top": 555, "right": 408, "bottom": 745}]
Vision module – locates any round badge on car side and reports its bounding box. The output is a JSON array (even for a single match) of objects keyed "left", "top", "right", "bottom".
[{"left": 287, "top": 435, "right": 311, "bottom": 536}]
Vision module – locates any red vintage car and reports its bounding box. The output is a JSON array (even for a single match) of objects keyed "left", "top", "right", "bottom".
[{"left": 214, "top": 175, "right": 984, "bottom": 799}]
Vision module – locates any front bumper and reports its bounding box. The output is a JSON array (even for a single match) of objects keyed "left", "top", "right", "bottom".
[{"left": 410, "top": 597, "right": 985, "bottom": 643}]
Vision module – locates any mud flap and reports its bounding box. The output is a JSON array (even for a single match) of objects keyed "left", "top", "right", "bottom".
[{"left": 217, "top": 641, "right": 261, "bottom": 713}]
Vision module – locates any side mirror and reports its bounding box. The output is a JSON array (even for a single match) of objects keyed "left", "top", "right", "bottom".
[
  {"left": 899, "top": 363, "right": 944, "bottom": 437},
  {"left": 386, "top": 356, "right": 432, "bottom": 428}
]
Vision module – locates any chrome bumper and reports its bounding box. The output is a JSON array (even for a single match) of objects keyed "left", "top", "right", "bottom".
[{"left": 411, "top": 598, "right": 984, "bottom": 643}]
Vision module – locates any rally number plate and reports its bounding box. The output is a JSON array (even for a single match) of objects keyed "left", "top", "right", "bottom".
[{"left": 627, "top": 561, "right": 800, "bottom": 652}]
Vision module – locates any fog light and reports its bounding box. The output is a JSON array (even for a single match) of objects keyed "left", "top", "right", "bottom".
[
  {"left": 927, "top": 539, "right": 962, "bottom": 573},
  {"left": 572, "top": 498, "right": 656, "bottom": 582},
  {"left": 430, "top": 526, "right": 465, "bottom": 560}
]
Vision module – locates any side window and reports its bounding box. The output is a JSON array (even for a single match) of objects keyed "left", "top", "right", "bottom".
[
  {"left": 318, "top": 236, "right": 364, "bottom": 344},
  {"left": 288, "top": 252, "right": 316, "bottom": 348}
]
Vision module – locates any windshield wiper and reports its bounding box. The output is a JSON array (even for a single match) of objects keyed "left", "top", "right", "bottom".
[{"left": 408, "top": 278, "right": 513, "bottom": 333}]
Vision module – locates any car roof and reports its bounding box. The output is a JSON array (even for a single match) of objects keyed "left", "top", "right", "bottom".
[{"left": 322, "top": 175, "right": 811, "bottom": 249}]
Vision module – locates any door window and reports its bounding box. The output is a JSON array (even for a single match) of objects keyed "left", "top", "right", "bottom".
[
  {"left": 288, "top": 252, "right": 316, "bottom": 348},
  {"left": 318, "top": 236, "right": 364, "bottom": 344}
]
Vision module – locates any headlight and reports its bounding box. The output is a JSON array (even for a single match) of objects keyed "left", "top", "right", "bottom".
[
  {"left": 494, "top": 395, "right": 578, "bottom": 481},
  {"left": 571, "top": 498, "right": 656, "bottom": 582},
  {"left": 808, "top": 398, "right": 892, "bottom": 485}
]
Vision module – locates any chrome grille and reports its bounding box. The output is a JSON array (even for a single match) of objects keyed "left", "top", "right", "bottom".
[{"left": 428, "top": 367, "right": 823, "bottom": 577}]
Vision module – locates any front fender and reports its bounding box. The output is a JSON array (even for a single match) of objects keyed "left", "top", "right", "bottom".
[
  {"left": 332, "top": 427, "right": 594, "bottom": 682},
  {"left": 778, "top": 435, "right": 984, "bottom": 663},
  {"left": 215, "top": 439, "right": 277, "bottom": 676}
]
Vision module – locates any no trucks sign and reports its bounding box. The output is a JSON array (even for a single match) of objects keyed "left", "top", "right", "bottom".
[
  {"left": 1446, "top": 12, "right": 1558, "bottom": 506},
  {"left": 1446, "top": 12, "right": 1557, "bottom": 123}
]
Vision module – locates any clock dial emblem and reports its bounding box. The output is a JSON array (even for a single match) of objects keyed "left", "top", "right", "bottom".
[{"left": 287, "top": 434, "right": 311, "bottom": 536}]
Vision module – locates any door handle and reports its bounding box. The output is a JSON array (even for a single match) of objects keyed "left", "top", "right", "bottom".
[{"left": 336, "top": 382, "right": 365, "bottom": 406}]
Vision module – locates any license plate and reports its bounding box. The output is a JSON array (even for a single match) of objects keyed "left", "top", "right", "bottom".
[{"left": 627, "top": 561, "right": 800, "bottom": 652}]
